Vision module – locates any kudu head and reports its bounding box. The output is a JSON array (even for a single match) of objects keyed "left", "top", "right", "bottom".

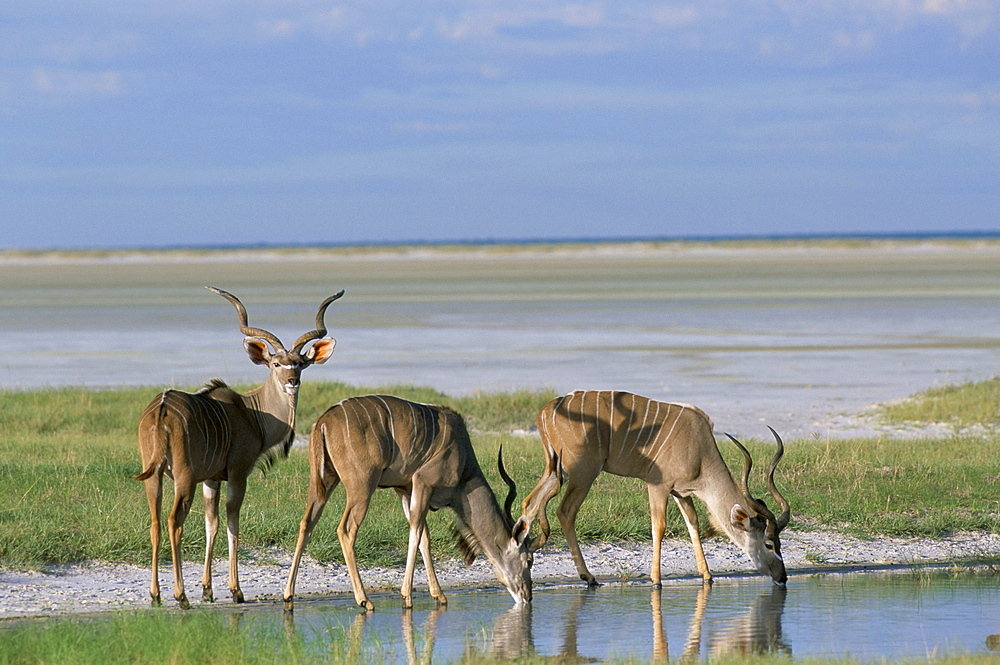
[
  {"left": 723, "top": 427, "right": 791, "bottom": 585},
  {"left": 207, "top": 287, "right": 343, "bottom": 398},
  {"left": 495, "top": 446, "right": 534, "bottom": 604},
  {"left": 520, "top": 445, "right": 563, "bottom": 554}
]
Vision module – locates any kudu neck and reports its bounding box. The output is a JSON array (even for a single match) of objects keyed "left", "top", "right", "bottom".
[
  {"left": 242, "top": 378, "right": 298, "bottom": 450},
  {"left": 692, "top": 457, "right": 754, "bottom": 546},
  {"left": 454, "top": 475, "right": 511, "bottom": 556}
]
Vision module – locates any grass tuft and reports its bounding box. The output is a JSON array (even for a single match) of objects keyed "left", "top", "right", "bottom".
[{"left": 878, "top": 376, "right": 1000, "bottom": 430}]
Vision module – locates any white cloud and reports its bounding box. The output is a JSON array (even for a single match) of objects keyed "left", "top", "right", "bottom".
[
  {"left": 436, "top": 4, "right": 607, "bottom": 42},
  {"left": 313, "top": 6, "right": 353, "bottom": 33},
  {"left": 256, "top": 18, "right": 300, "bottom": 39},
  {"left": 647, "top": 5, "right": 700, "bottom": 27},
  {"left": 31, "top": 67, "right": 123, "bottom": 96},
  {"left": 390, "top": 120, "right": 480, "bottom": 134}
]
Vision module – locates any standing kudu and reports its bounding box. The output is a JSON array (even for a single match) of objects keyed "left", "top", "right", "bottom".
[
  {"left": 282, "top": 395, "right": 534, "bottom": 612},
  {"left": 520, "top": 390, "right": 790, "bottom": 587},
  {"left": 135, "top": 287, "right": 343, "bottom": 608}
]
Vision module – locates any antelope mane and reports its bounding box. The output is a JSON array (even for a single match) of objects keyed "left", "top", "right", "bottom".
[
  {"left": 253, "top": 439, "right": 292, "bottom": 476},
  {"left": 450, "top": 516, "right": 481, "bottom": 566},
  {"left": 196, "top": 378, "right": 229, "bottom": 394}
]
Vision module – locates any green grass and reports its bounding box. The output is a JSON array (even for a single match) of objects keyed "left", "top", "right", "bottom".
[
  {"left": 879, "top": 376, "right": 1000, "bottom": 430},
  {"left": 0, "top": 611, "right": 340, "bottom": 665},
  {"left": 2, "top": 381, "right": 1000, "bottom": 571}
]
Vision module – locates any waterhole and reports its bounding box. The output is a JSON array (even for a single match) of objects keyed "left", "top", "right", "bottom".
[{"left": 266, "top": 570, "right": 999, "bottom": 661}]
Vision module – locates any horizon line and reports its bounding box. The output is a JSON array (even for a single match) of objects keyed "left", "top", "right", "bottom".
[{"left": 3, "top": 229, "right": 1000, "bottom": 254}]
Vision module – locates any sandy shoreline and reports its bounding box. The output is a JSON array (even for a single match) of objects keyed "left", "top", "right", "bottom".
[
  {"left": 3, "top": 530, "right": 998, "bottom": 620},
  {"left": 3, "top": 237, "right": 1000, "bottom": 266}
]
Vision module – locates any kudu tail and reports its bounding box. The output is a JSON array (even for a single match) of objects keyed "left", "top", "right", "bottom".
[
  {"left": 134, "top": 397, "right": 171, "bottom": 481},
  {"left": 309, "top": 421, "right": 341, "bottom": 505}
]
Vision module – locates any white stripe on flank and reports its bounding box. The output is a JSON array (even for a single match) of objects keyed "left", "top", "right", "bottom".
[
  {"left": 405, "top": 400, "right": 418, "bottom": 447},
  {"left": 424, "top": 403, "right": 437, "bottom": 448},
  {"left": 375, "top": 396, "right": 396, "bottom": 442},
  {"left": 318, "top": 422, "right": 328, "bottom": 482},
  {"left": 646, "top": 403, "right": 685, "bottom": 474},
  {"left": 608, "top": 391, "right": 616, "bottom": 444},
  {"left": 618, "top": 392, "right": 637, "bottom": 462},
  {"left": 624, "top": 397, "right": 652, "bottom": 459},
  {"left": 552, "top": 394, "right": 567, "bottom": 436},
  {"left": 341, "top": 399, "right": 355, "bottom": 449},
  {"left": 638, "top": 400, "right": 660, "bottom": 452},
  {"left": 594, "top": 392, "right": 602, "bottom": 453}
]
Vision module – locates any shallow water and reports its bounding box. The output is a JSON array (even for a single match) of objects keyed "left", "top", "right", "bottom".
[
  {"left": 254, "top": 571, "right": 1000, "bottom": 662},
  {"left": 3, "top": 244, "right": 1000, "bottom": 438}
]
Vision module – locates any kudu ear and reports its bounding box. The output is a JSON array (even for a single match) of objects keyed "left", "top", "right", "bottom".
[
  {"left": 512, "top": 516, "right": 532, "bottom": 547},
  {"left": 305, "top": 337, "right": 336, "bottom": 365},
  {"left": 244, "top": 338, "right": 272, "bottom": 366},
  {"left": 730, "top": 504, "right": 754, "bottom": 532}
]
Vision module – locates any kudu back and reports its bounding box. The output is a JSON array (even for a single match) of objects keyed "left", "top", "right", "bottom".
[
  {"left": 521, "top": 390, "right": 790, "bottom": 586},
  {"left": 135, "top": 286, "right": 343, "bottom": 608},
  {"left": 283, "top": 394, "right": 533, "bottom": 612}
]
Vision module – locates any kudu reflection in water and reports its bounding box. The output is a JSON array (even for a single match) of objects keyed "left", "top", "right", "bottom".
[
  {"left": 283, "top": 608, "right": 445, "bottom": 665},
  {"left": 521, "top": 390, "right": 791, "bottom": 587},
  {"left": 482, "top": 583, "right": 788, "bottom": 662},
  {"left": 708, "top": 585, "right": 790, "bottom": 657},
  {"left": 278, "top": 583, "right": 788, "bottom": 662}
]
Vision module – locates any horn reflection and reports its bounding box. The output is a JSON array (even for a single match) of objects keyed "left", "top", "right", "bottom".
[{"left": 708, "top": 585, "right": 790, "bottom": 658}]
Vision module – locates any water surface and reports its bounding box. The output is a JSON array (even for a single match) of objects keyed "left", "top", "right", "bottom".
[
  {"left": 259, "top": 571, "right": 1000, "bottom": 662},
  {"left": 3, "top": 243, "right": 1000, "bottom": 438}
]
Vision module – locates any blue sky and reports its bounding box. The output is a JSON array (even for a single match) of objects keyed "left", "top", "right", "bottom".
[{"left": 2, "top": 1, "right": 998, "bottom": 249}]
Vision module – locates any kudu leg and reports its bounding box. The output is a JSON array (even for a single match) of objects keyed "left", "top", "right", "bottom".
[
  {"left": 398, "top": 492, "right": 447, "bottom": 607},
  {"left": 337, "top": 492, "right": 376, "bottom": 612},
  {"left": 283, "top": 480, "right": 335, "bottom": 612},
  {"left": 400, "top": 487, "right": 434, "bottom": 609},
  {"left": 201, "top": 481, "right": 222, "bottom": 602},
  {"left": 555, "top": 480, "right": 599, "bottom": 586},
  {"left": 143, "top": 476, "right": 164, "bottom": 607},
  {"left": 225, "top": 479, "right": 247, "bottom": 603},
  {"left": 647, "top": 485, "right": 671, "bottom": 588},
  {"left": 673, "top": 495, "right": 713, "bottom": 585},
  {"left": 167, "top": 482, "right": 196, "bottom": 609}
]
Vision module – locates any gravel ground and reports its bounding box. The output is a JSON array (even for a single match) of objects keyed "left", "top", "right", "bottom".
[{"left": 3, "top": 530, "right": 999, "bottom": 619}]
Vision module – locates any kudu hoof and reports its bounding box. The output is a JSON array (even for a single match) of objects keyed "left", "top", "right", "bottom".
[
  {"left": 582, "top": 575, "right": 600, "bottom": 587},
  {"left": 176, "top": 594, "right": 191, "bottom": 610},
  {"left": 231, "top": 589, "right": 245, "bottom": 604},
  {"left": 150, "top": 594, "right": 162, "bottom": 608},
  {"left": 283, "top": 598, "right": 295, "bottom": 613},
  {"left": 202, "top": 586, "right": 214, "bottom": 603}
]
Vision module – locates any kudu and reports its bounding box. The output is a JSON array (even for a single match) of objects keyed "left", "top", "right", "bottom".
[
  {"left": 135, "top": 286, "right": 343, "bottom": 608},
  {"left": 520, "top": 390, "right": 790, "bottom": 587},
  {"left": 282, "top": 394, "right": 534, "bottom": 612}
]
